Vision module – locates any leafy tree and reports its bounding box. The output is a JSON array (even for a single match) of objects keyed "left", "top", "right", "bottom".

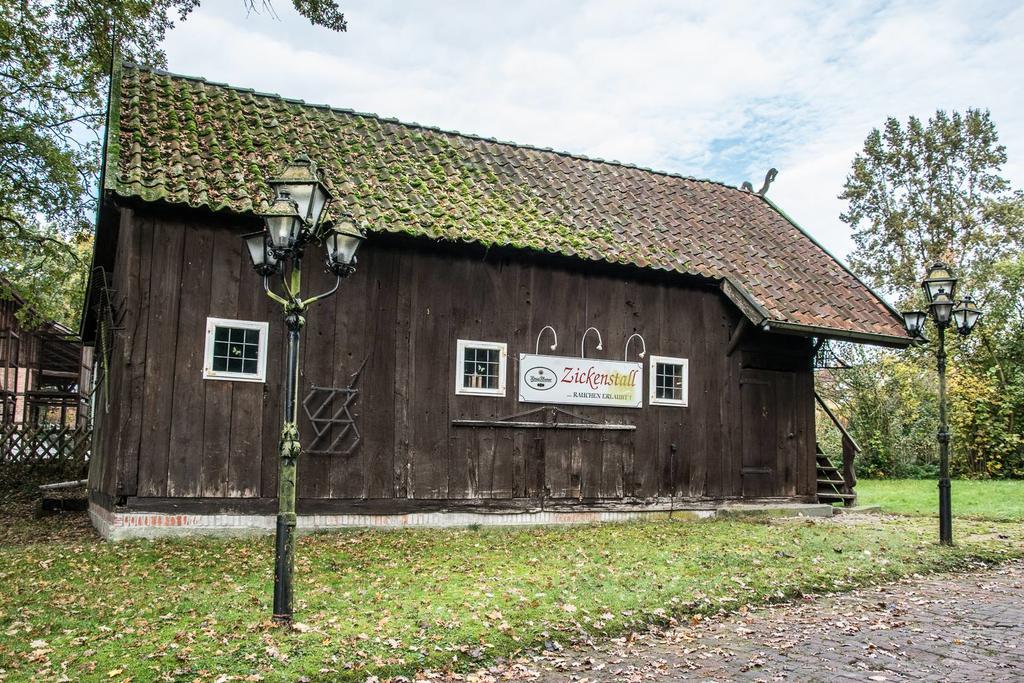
[
  {"left": 976, "top": 256, "right": 1024, "bottom": 377},
  {"left": 948, "top": 366, "right": 1023, "bottom": 478},
  {"left": 836, "top": 110, "right": 1024, "bottom": 479},
  {"left": 818, "top": 346, "right": 938, "bottom": 479},
  {"left": 840, "top": 109, "right": 1023, "bottom": 304},
  {"left": 247, "top": 0, "right": 347, "bottom": 31},
  {"left": 0, "top": 0, "right": 346, "bottom": 326}
]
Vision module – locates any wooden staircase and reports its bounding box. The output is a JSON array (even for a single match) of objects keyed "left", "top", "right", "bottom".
[
  {"left": 814, "top": 393, "right": 860, "bottom": 507},
  {"left": 816, "top": 448, "right": 856, "bottom": 505}
]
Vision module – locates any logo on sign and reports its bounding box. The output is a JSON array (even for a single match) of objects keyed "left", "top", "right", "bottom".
[{"left": 524, "top": 366, "right": 557, "bottom": 390}]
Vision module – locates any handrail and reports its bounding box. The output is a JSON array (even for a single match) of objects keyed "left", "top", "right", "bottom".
[
  {"left": 814, "top": 392, "right": 861, "bottom": 452},
  {"left": 815, "top": 391, "right": 859, "bottom": 507}
]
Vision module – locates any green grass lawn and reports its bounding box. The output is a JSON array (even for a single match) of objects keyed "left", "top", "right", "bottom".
[
  {"left": 2, "top": 501, "right": 1022, "bottom": 681},
  {"left": 857, "top": 479, "right": 1024, "bottom": 521}
]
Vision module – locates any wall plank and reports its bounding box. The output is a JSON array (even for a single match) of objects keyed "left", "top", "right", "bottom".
[
  {"left": 166, "top": 223, "right": 214, "bottom": 496},
  {"left": 327, "top": 262, "right": 370, "bottom": 499},
  {"left": 408, "top": 251, "right": 452, "bottom": 499},
  {"left": 200, "top": 227, "right": 241, "bottom": 497},
  {"left": 135, "top": 218, "right": 185, "bottom": 497},
  {"left": 391, "top": 253, "right": 415, "bottom": 499},
  {"left": 598, "top": 278, "right": 629, "bottom": 498},
  {"left": 448, "top": 256, "right": 506, "bottom": 498},
  {"left": 259, "top": 267, "right": 285, "bottom": 499},
  {"left": 362, "top": 249, "right": 400, "bottom": 499},
  {"left": 228, "top": 243, "right": 265, "bottom": 498},
  {"left": 111, "top": 208, "right": 151, "bottom": 498},
  {"left": 297, "top": 263, "right": 337, "bottom": 499}
]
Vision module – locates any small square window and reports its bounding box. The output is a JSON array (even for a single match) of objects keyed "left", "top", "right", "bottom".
[
  {"left": 204, "top": 317, "right": 269, "bottom": 382},
  {"left": 455, "top": 340, "right": 507, "bottom": 396},
  {"left": 649, "top": 355, "right": 688, "bottom": 406}
]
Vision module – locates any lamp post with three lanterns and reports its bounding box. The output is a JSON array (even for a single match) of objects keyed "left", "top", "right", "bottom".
[
  {"left": 901, "top": 262, "right": 982, "bottom": 546},
  {"left": 243, "top": 155, "right": 365, "bottom": 622}
]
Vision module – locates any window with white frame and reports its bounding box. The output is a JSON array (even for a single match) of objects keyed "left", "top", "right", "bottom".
[
  {"left": 455, "top": 339, "right": 507, "bottom": 396},
  {"left": 203, "top": 317, "right": 269, "bottom": 382},
  {"left": 649, "top": 355, "right": 688, "bottom": 406}
]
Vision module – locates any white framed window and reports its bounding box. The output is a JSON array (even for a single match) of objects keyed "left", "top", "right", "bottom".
[
  {"left": 203, "top": 317, "right": 269, "bottom": 383},
  {"left": 455, "top": 339, "right": 507, "bottom": 396},
  {"left": 649, "top": 355, "right": 688, "bottom": 406}
]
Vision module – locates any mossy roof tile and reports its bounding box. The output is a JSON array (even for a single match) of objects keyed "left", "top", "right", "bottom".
[{"left": 105, "top": 62, "right": 908, "bottom": 342}]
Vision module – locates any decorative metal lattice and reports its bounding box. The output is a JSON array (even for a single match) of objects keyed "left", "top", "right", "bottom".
[
  {"left": 301, "top": 385, "right": 361, "bottom": 456},
  {"left": 813, "top": 339, "right": 851, "bottom": 370}
]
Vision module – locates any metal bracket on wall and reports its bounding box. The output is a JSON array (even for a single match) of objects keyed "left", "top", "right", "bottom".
[
  {"left": 452, "top": 405, "right": 636, "bottom": 431},
  {"left": 301, "top": 385, "right": 361, "bottom": 455},
  {"left": 301, "top": 357, "right": 367, "bottom": 456}
]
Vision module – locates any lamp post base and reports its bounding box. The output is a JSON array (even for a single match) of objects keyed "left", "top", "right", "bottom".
[
  {"left": 272, "top": 514, "right": 294, "bottom": 622},
  {"left": 938, "top": 477, "right": 953, "bottom": 546}
]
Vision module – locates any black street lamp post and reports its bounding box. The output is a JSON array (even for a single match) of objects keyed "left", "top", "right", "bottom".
[
  {"left": 244, "top": 155, "right": 365, "bottom": 622},
  {"left": 901, "top": 262, "right": 982, "bottom": 546}
]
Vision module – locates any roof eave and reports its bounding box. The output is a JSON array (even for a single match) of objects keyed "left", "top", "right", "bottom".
[
  {"left": 720, "top": 276, "right": 911, "bottom": 348},
  {"left": 764, "top": 320, "right": 913, "bottom": 348},
  {"left": 719, "top": 276, "right": 770, "bottom": 328}
]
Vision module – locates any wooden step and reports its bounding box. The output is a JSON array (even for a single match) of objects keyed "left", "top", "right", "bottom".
[
  {"left": 817, "top": 478, "right": 845, "bottom": 486},
  {"left": 817, "top": 491, "right": 856, "bottom": 502},
  {"left": 817, "top": 465, "right": 840, "bottom": 475}
]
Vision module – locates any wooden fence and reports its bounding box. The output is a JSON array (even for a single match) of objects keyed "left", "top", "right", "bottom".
[{"left": 0, "top": 423, "right": 91, "bottom": 486}]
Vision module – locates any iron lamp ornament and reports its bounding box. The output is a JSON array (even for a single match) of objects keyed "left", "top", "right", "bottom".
[
  {"left": 951, "top": 295, "right": 982, "bottom": 336},
  {"left": 922, "top": 261, "right": 957, "bottom": 303},
  {"left": 242, "top": 230, "right": 280, "bottom": 276},
  {"left": 325, "top": 214, "right": 366, "bottom": 277},
  {"left": 900, "top": 310, "right": 926, "bottom": 338},
  {"left": 263, "top": 192, "right": 305, "bottom": 251},
  {"left": 243, "top": 155, "right": 365, "bottom": 624},
  {"left": 929, "top": 291, "right": 955, "bottom": 327},
  {"left": 267, "top": 153, "right": 333, "bottom": 232},
  {"left": 900, "top": 260, "right": 983, "bottom": 547}
]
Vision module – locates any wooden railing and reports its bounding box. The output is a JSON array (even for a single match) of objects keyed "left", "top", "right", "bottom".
[{"left": 814, "top": 392, "right": 860, "bottom": 506}]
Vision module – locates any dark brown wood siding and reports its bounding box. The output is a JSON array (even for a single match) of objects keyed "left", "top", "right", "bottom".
[{"left": 90, "top": 208, "right": 817, "bottom": 508}]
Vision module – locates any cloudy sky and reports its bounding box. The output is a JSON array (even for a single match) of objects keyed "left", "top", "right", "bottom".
[{"left": 161, "top": 0, "right": 1023, "bottom": 259}]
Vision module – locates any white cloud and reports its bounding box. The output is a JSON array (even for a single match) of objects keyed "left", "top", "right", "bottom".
[{"left": 162, "top": 0, "right": 1024, "bottom": 259}]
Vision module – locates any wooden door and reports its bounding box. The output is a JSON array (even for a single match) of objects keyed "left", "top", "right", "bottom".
[{"left": 739, "top": 369, "right": 799, "bottom": 498}]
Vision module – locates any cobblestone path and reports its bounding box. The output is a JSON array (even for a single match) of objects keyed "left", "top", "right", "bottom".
[{"left": 455, "top": 560, "right": 1024, "bottom": 682}]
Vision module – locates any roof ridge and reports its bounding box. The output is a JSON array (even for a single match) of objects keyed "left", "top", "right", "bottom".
[{"left": 120, "top": 61, "right": 743, "bottom": 193}]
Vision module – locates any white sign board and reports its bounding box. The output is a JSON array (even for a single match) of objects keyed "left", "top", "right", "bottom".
[{"left": 518, "top": 353, "right": 643, "bottom": 408}]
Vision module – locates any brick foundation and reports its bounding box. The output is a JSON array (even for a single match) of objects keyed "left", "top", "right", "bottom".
[{"left": 89, "top": 501, "right": 833, "bottom": 541}]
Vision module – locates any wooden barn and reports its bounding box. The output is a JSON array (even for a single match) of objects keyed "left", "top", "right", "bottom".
[{"left": 82, "top": 63, "right": 910, "bottom": 538}]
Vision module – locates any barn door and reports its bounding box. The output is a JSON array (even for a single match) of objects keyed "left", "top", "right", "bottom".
[{"left": 739, "top": 369, "right": 798, "bottom": 497}]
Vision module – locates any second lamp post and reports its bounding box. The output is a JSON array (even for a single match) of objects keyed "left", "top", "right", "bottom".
[
  {"left": 244, "top": 155, "right": 365, "bottom": 622},
  {"left": 901, "top": 262, "right": 982, "bottom": 546}
]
